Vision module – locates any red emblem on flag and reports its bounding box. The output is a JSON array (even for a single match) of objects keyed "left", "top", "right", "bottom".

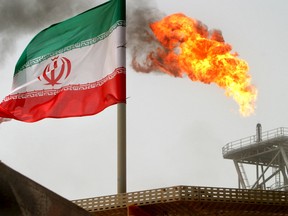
[{"left": 38, "top": 56, "right": 71, "bottom": 86}]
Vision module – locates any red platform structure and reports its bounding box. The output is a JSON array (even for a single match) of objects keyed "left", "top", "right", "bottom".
[{"left": 73, "top": 185, "right": 288, "bottom": 215}]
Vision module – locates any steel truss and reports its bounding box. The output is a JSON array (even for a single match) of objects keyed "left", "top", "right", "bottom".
[{"left": 223, "top": 127, "right": 288, "bottom": 191}]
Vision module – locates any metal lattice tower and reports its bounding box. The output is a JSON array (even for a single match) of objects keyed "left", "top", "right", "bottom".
[{"left": 222, "top": 125, "right": 288, "bottom": 191}]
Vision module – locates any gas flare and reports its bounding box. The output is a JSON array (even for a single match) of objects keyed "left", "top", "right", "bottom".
[{"left": 131, "top": 13, "right": 257, "bottom": 116}]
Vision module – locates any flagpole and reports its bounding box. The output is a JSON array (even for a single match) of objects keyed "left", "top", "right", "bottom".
[
  {"left": 117, "top": 0, "right": 126, "bottom": 194},
  {"left": 117, "top": 103, "right": 126, "bottom": 194}
]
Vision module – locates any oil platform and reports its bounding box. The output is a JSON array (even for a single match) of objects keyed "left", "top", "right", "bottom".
[
  {"left": 71, "top": 125, "right": 288, "bottom": 215},
  {"left": 223, "top": 124, "right": 288, "bottom": 191},
  {"left": 1, "top": 125, "right": 288, "bottom": 215}
]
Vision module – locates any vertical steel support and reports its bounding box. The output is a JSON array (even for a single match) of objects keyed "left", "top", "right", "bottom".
[
  {"left": 117, "top": 103, "right": 126, "bottom": 194},
  {"left": 279, "top": 147, "right": 288, "bottom": 190},
  {"left": 251, "top": 151, "right": 280, "bottom": 189},
  {"left": 280, "top": 147, "right": 288, "bottom": 169}
]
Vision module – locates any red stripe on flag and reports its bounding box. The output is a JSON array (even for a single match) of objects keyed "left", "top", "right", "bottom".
[{"left": 0, "top": 72, "right": 126, "bottom": 122}]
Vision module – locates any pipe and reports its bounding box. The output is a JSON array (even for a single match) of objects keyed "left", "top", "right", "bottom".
[{"left": 256, "top": 123, "right": 262, "bottom": 142}]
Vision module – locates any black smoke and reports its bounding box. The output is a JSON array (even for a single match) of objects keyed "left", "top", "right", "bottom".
[
  {"left": 0, "top": 0, "right": 165, "bottom": 67},
  {"left": 0, "top": 0, "right": 100, "bottom": 63},
  {"left": 126, "top": 0, "right": 165, "bottom": 73}
]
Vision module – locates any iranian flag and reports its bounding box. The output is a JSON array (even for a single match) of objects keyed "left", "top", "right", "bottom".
[{"left": 0, "top": 0, "right": 126, "bottom": 123}]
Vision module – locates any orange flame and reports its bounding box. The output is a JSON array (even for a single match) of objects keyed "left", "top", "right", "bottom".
[{"left": 132, "top": 13, "right": 257, "bottom": 116}]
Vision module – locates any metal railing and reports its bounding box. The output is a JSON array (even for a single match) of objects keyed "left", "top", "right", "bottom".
[
  {"left": 222, "top": 127, "right": 288, "bottom": 156},
  {"left": 72, "top": 185, "right": 288, "bottom": 212}
]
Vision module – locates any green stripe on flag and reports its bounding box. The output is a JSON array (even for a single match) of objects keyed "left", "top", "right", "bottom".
[{"left": 15, "top": 0, "right": 125, "bottom": 75}]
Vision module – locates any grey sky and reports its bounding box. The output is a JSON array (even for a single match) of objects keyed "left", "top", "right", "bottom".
[{"left": 0, "top": 0, "right": 288, "bottom": 200}]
